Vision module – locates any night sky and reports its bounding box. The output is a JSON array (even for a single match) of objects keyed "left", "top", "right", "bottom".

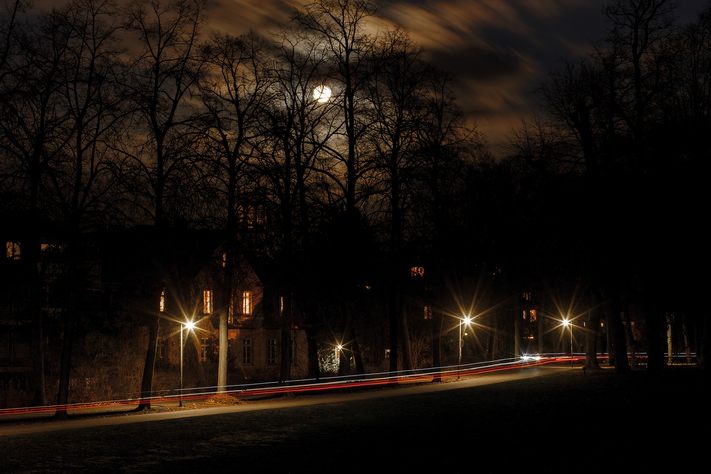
[
  {"left": 204, "top": 0, "right": 703, "bottom": 155},
  {"left": 32, "top": 0, "right": 705, "bottom": 155}
]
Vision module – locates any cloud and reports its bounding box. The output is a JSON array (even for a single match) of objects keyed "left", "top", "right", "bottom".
[
  {"left": 206, "top": 0, "right": 303, "bottom": 34},
  {"left": 383, "top": 0, "right": 531, "bottom": 51}
]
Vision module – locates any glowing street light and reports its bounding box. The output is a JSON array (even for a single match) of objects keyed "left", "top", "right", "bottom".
[
  {"left": 180, "top": 319, "right": 196, "bottom": 407},
  {"left": 458, "top": 315, "right": 473, "bottom": 379}
]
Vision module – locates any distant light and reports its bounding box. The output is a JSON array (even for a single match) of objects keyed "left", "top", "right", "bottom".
[
  {"left": 313, "top": 85, "right": 331, "bottom": 103},
  {"left": 522, "top": 355, "right": 541, "bottom": 361}
]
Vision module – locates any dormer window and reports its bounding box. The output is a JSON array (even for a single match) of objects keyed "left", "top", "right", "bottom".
[
  {"left": 160, "top": 288, "right": 166, "bottom": 312},
  {"left": 203, "top": 290, "right": 213, "bottom": 314},
  {"left": 242, "top": 291, "right": 252, "bottom": 314}
]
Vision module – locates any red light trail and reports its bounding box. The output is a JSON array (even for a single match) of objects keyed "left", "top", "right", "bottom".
[{"left": 0, "top": 356, "right": 593, "bottom": 418}]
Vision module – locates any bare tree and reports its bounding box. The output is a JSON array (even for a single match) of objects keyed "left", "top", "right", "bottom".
[
  {"left": 602, "top": 0, "right": 679, "bottom": 372},
  {"left": 292, "top": 0, "right": 390, "bottom": 376},
  {"left": 0, "top": 2, "right": 72, "bottom": 408},
  {"left": 197, "top": 30, "right": 273, "bottom": 391},
  {"left": 122, "top": 0, "right": 207, "bottom": 408},
  {"left": 367, "top": 30, "right": 429, "bottom": 374},
  {"left": 254, "top": 26, "right": 339, "bottom": 382}
]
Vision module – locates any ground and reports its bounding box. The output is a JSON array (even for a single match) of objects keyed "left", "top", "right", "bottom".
[{"left": 1, "top": 367, "right": 709, "bottom": 473}]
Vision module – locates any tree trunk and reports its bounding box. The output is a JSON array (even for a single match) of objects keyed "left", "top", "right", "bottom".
[
  {"left": 513, "top": 297, "right": 521, "bottom": 358},
  {"left": 537, "top": 301, "right": 545, "bottom": 355},
  {"left": 432, "top": 309, "right": 442, "bottom": 382},
  {"left": 29, "top": 240, "right": 46, "bottom": 407},
  {"left": 606, "top": 309, "right": 613, "bottom": 367},
  {"left": 400, "top": 297, "right": 412, "bottom": 372},
  {"left": 54, "top": 309, "right": 74, "bottom": 420},
  {"left": 585, "top": 307, "right": 601, "bottom": 370},
  {"left": 137, "top": 316, "right": 159, "bottom": 410},
  {"left": 349, "top": 325, "right": 365, "bottom": 375},
  {"left": 218, "top": 310, "right": 228, "bottom": 391},
  {"left": 491, "top": 311, "right": 500, "bottom": 361},
  {"left": 307, "top": 330, "right": 320, "bottom": 380},
  {"left": 609, "top": 297, "right": 630, "bottom": 373},
  {"left": 279, "top": 290, "right": 293, "bottom": 383},
  {"left": 388, "top": 283, "right": 398, "bottom": 380},
  {"left": 666, "top": 313, "right": 673, "bottom": 365},
  {"left": 682, "top": 313, "right": 691, "bottom": 364},
  {"left": 338, "top": 344, "right": 350, "bottom": 376}
]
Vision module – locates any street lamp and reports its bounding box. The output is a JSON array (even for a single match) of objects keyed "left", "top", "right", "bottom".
[
  {"left": 180, "top": 319, "right": 195, "bottom": 407},
  {"left": 458, "top": 315, "right": 473, "bottom": 379},
  {"left": 562, "top": 318, "right": 573, "bottom": 367}
]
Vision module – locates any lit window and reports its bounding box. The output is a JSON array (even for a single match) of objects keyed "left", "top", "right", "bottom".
[
  {"left": 530, "top": 309, "right": 537, "bottom": 323},
  {"left": 203, "top": 290, "right": 213, "bottom": 314},
  {"left": 160, "top": 288, "right": 166, "bottom": 312},
  {"left": 280, "top": 296, "right": 284, "bottom": 314},
  {"left": 424, "top": 306, "right": 432, "bottom": 320},
  {"left": 6, "top": 242, "right": 20, "bottom": 259},
  {"left": 242, "top": 291, "right": 251, "bottom": 314},
  {"left": 267, "top": 339, "right": 277, "bottom": 365},
  {"left": 243, "top": 338, "right": 252, "bottom": 365}
]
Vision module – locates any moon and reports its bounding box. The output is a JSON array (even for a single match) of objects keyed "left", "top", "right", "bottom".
[{"left": 313, "top": 85, "right": 331, "bottom": 103}]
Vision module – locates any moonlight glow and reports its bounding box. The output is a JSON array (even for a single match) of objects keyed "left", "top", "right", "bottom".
[{"left": 313, "top": 85, "right": 331, "bottom": 103}]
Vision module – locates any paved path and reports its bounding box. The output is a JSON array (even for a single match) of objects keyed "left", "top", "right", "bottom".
[{"left": 0, "top": 365, "right": 569, "bottom": 436}]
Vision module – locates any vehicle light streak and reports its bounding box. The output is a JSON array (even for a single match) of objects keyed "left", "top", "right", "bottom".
[{"left": 0, "top": 355, "right": 602, "bottom": 418}]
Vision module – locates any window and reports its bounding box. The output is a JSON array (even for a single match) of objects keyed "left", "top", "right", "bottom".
[
  {"left": 6, "top": 242, "right": 20, "bottom": 259},
  {"left": 411, "top": 266, "right": 424, "bottom": 277},
  {"left": 242, "top": 291, "right": 251, "bottom": 314},
  {"left": 267, "top": 339, "right": 277, "bottom": 365},
  {"left": 238, "top": 204, "right": 267, "bottom": 230},
  {"left": 203, "top": 290, "right": 213, "bottom": 314},
  {"left": 424, "top": 306, "right": 433, "bottom": 320},
  {"left": 160, "top": 288, "right": 166, "bottom": 312},
  {"left": 530, "top": 309, "right": 537, "bottom": 323},
  {"left": 243, "top": 338, "right": 252, "bottom": 364}
]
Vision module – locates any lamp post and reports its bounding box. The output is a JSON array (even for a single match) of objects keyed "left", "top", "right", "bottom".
[
  {"left": 458, "top": 316, "right": 472, "bottom": 379},
  {"left": 180, "top": 319, "right": 195, "bottom": 407},
  {"left": 563, "top": 319, "right": 573, "bottom": 367}
]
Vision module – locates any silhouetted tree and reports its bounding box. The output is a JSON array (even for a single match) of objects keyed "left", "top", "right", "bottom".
[
  {"left": 122, "top": 0, "right": 207, "bottom": 408},
  {"left": 197, "top": 30, "right": 272, "bottom": 391}
]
